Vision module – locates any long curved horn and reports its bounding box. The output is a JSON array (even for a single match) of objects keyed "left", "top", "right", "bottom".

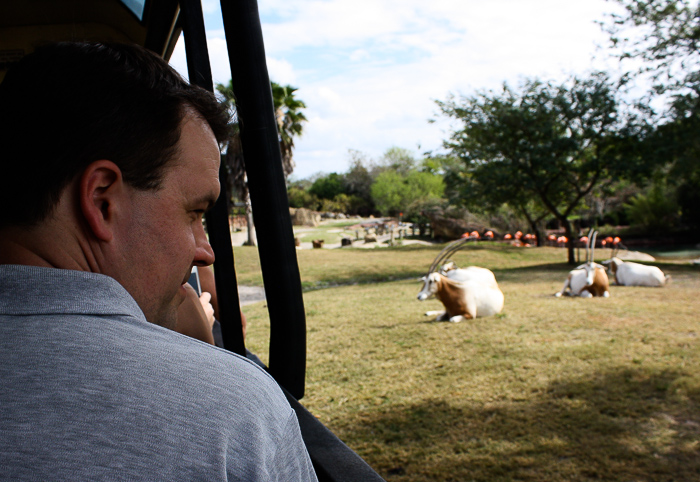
[
  {"left": 590, "top": 230, "right": 598, "bottom": 264},
  {"left": 427, "top": 238, "right": 468, "bottom": 274},
  {"left": 427, "top": 237, "right": 470, "bottom": 275},
  {"left": 585, "top": 228, "right": 594, "bottom": 264}
]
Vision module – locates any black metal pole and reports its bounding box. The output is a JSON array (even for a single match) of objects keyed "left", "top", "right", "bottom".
[
  {"left": 219, "top": 0, "right": 306, "bottom": 398},
  {"left": 180, "top": 0, "right": 246, "bottom": 357}
]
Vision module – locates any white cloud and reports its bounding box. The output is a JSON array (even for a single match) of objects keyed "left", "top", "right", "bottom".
[
  {"left": 349, "top": 49, "right": 371, "bottom": 62},
  {"left": 170, "top": 35, "right": 297, "bottom": 87},
  {"left": 173, "top": 0, "right": 627, "bottom": 179},
  {"left": 200, "top": 0, "right": 220, "bottom": 15},
  {"left": 258, "top": 0, "right": 626, "bottom": 178},
  {"left": 266, "top": 58, "right": 297, "bottom": 85},
  {"left": 207, "top": 37, "right": 234, "bottom": 85},
  {"left": 169, "top": 34, "right": 231, "bottom": 86}
]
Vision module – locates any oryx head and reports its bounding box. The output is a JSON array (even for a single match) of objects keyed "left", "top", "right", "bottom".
[
  {"left": 417, "top": 238, "right": 469, "bottom": 301},
  {"left": 417, "top": 272, "right": 442, "bottom": 300}
]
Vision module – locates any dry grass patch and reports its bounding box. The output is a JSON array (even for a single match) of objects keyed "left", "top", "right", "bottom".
[{"left": 241, "top": 244, "right": 700, "bottom": 481}]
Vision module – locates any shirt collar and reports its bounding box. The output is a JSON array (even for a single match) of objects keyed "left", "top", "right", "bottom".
[{"left": 0, "top": 265, "right": 146, "bottom": 321}]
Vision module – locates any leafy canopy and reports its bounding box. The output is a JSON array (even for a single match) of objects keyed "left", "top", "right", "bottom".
[
  {"left": 308, "top": 172, "right": 345, "bottom": 200},
  {"left": 603, "top": 0, "right": 700, "bottom": 229},
  {"left": 371, "top": 170, "right": 444, "bottom": 217},
  {"left": 604, "top": 0, "right": 700, "bottom": 94},
  {"left": 436, "top": 73, "right": 643, "bottom": 263}
]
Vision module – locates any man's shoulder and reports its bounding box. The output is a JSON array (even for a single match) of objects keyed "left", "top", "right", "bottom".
[
  {"left": 156, "top": 330, "right": 285, "bottom": 404},
  {"left": 0, "top": 265, "right": 144, "bottom": 318}
]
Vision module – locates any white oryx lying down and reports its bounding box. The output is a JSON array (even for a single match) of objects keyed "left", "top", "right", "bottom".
[
  {"left": 555, "top": 263, "right": 610, "bottom": 298},
  {"left": 605, "top": 257, "right": 670, "bottom": 287},
  {"left": 418, "top": 269, "right": 504, "bottom": 322},
  {"left": 555, "top": 230, "right": 610, "bottom": 298},
  {"left": 417, "top": 238, "right": 504, "bottom": 322}
]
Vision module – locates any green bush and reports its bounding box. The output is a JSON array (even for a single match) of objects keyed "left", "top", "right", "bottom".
[
  {"left": 288, "top": 186, "right": 319, "bottom": 210},
  {"left": 624, "top": 181, "right": 680, "bottom": 231},
  {"left": 371, "top": 170, "right": 445, "bottom": 216}
]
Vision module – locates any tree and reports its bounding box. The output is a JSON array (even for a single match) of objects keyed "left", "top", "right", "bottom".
[
  {"left": 341, "top": 150, "right": 376, "bottom": 215},
  {"left": 217, "top": 80, "right": 307, "bottom": 182},
  {"left": 216, "top": 80, "right": 307, "bottom": 245},
  {"left": 603, "top": 0, "right": 700, "bottom": 95},
  {"left": 439, "top": 151, "right": 551, "bottom": 245},
  {"left": 371, "top": 170, "right": 444, "bottom": 217},
  {"left": 271, "top": 82, "right": 308, "bottom": 177},
  {"left": 646, "top": 87, "right": 700, "bottom": 228},
  {"left": 287, "top": 179, "right": 319, "bottom": 210},
  {"left": 437, "top": 73, "right": 643, "bottom": 263},
  {"left": 376, "top": 146, "right": 417, "bottom": 176},
  {"left": 308, "top": 173, "right": 345, "bottom": 200},
  {"left": 215, "top": 80, "right": 253, "bottom": 244},
  {"left": 624, "top": 177, "right": 680, "bottom": 230},
  {"left": 369, "top": 171, "right": 404, "bottom": 215},
  {"left": 603, "top": 0, "right": 700, "bottom": 230}
]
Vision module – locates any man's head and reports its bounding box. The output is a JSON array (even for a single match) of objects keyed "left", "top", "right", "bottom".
[
  {"left": 0, "top": 41, "right": 229, "bottom": 228},
  {"left": 0, "top": 42, "right": 230, "bottom": 328}
]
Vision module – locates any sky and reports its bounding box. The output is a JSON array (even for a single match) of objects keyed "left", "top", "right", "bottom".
[{"left": 169, "top": 0, "right": 625, "bottom": 180}]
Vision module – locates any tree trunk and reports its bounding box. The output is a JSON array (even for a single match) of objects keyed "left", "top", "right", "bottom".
[
  {"left": 244, "top": 196, "right": 256, "bottom": 247},
  {"left": 518, "top": 204, "right": 546, "bottom": 248},
  {"left": 525, "top": 219, "right": 545, "bottom": 247},
  {"left": 533, "top": 224, "right": 544, "bottom": 247},
  {"left": 561, "top": 217, "right": 575, "bottom": 264}
]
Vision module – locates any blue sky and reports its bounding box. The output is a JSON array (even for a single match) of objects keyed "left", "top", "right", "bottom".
[{"left": 169, "top": 0, "right": 624, "bottom": 180}]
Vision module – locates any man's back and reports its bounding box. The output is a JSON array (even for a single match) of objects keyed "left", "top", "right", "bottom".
[{"left": 0, "top": 265, "right": 317, "bottom": 481}]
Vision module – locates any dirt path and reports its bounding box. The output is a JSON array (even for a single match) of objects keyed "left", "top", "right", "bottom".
[
  {"left": 230, "top": 226, "right": 432, "bottom": 250},
  {"left": 238, "top": 285, "right": 266, "bottom": 306}
]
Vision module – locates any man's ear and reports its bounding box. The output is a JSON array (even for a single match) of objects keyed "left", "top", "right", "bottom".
[{"left": 79, "top": 160, "right": 125, "bottom": 242}]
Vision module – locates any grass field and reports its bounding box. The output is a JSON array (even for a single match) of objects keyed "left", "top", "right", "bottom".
[{"left": 234, "top": 239, "right": 700, "bottom": 482}]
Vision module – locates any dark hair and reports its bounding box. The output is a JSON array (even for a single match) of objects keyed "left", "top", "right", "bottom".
[{"left": 0, "top": 42, "right": 230, "bottom": 228}]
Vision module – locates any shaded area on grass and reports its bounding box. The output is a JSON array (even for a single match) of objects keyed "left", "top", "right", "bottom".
[{"left": 337, "top": 367, "right": 700, "bottom": 482}]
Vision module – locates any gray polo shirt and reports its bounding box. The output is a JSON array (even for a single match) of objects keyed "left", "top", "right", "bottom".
[{"left": 0, "top": 265, "right": 317, "bottom": 481}]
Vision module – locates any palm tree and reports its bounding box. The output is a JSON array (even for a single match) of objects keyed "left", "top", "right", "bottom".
[
  {"left": 215, "top": 81, "right": 252, "bottom": 244},
  {"left": 215, "top": 80, "right": 307, "bottom": 246},
  {"left": 271, "top": 82, "right": 307, "bottom": 177}
]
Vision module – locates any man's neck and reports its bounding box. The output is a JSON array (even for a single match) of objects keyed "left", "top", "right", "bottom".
[{"left": 0, "top": 224, "right": 93, "bottom": 271}]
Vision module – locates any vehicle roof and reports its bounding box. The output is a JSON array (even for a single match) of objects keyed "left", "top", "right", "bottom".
[{"left": 0, "top": 0, "right": 181, "bottom": 83}]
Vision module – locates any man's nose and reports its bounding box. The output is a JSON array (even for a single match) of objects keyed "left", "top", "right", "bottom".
[
  {"left": 194, "top": 229, "right": 216, "bottom": 267},
  {"left": 194, "top": 241, "right": 215, "bottom": 267}
]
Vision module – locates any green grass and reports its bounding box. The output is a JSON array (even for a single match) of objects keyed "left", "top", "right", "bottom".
[
  {"left": 238, "top": 243, "right": 700, "bottom": 482},
  {"left": 233, "top": 241, "right": 564, "bottom": 288}
]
